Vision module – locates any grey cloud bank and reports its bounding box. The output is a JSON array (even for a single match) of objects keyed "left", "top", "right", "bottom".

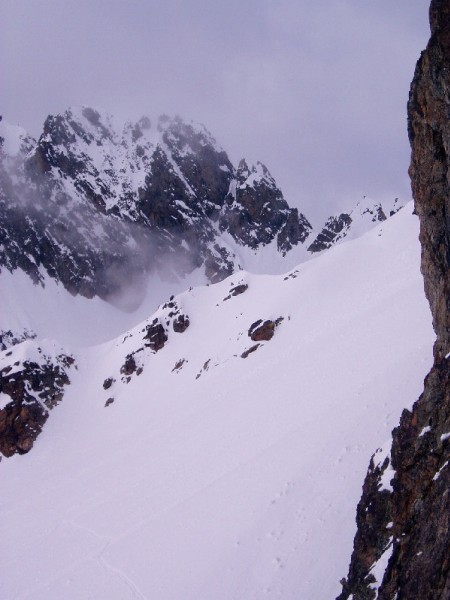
[{"left": 2, "top": 0, "right": 430, "bottom": 222}]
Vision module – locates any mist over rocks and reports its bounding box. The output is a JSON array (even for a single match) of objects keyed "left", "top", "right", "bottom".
[{"left": 0, "top": 107, "right": 403, "bottom": 307}]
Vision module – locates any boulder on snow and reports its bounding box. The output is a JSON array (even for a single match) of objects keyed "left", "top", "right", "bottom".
[
  {"left": 172, "top": 358, "right": 187, "bottom": 373},
  {"left": 120, "top": 354, "right": 137, "bottom": 376},
  {"left": 223, "top": 283, "right": 248, "bottom": 301},
  {"left": 248, "top": 317, "right": 284, "bottom": 342},
  {"left": 172, "top": 314, "right": 190, "bottom": 333},
  {"left": 144, "top": 319, "right": 168, "bottom": 352},
  {"left": 103, "top": 377, "right": 115, "bottom": 390},
  {"left": 241, "top": 344, "right": 260, "bottom": 358}
]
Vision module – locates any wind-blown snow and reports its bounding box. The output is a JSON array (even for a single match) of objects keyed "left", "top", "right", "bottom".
[
  {"left": 0, "top": 120, "right": 31, "bottom": 157},
  {"left": 0, "top": 267, "right": 207, "bottom": 347},
  {"left": 0, "top": 203, "right": 434, "bottom": 599}
]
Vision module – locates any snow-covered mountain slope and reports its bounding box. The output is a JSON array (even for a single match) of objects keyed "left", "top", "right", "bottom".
[{"left": 0, "top": 204, "right": 434, "bottom": 599}]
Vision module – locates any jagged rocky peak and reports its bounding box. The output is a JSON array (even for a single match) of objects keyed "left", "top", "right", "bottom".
[
  {"left": 338, "top": 2, "right": 450, "bottom": 598},
  {"left": 37, "top": 106, "right": 119, "bottom": 162},
  {"left": 28, "top": 106, "right": 158, "bottom": 209},
  {"left": 1, "top": 106, "right": 317, "bottom": 300},
  {"left": 220, "top": 157, "right": 312, "bottom": 254},
  {"left": 157, "top": 113, "right": 227, "bottom": 159},
  {"left": 308, "top": 213, "right": 352, "bottom": 254},
  {"left": 236, "top": 157, "right": 251, "bottom": 182},
  {"left": 308, "top": 196, "right": 403, "bottom": 253}
]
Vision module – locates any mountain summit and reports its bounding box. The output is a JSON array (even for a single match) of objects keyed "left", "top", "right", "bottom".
[{"left": 0, "top": 108, "right": 401, "bottom": 305}]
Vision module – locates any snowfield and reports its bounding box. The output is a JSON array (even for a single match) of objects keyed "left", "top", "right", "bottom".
[{"left": 0, "top": 203, "right": 434, "bottom": 599}]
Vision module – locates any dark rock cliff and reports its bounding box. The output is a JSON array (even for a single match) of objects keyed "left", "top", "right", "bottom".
[{"left": 337, "top": 2, "right": 450, "bottom": 598}]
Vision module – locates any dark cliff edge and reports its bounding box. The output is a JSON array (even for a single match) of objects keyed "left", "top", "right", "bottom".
[{"left": 337, "top": 2, "right": 450, "bottom": 598}]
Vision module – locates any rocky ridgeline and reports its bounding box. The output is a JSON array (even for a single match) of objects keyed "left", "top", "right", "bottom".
[
  {"left": 0, "top": 341, "right": 75, "bottom": 457},
  {"left": 308, "top": 197, "right": 402, "bottom": 254},
  {"left": 337, "top": 2, "right": 450, "bottom": 598},
  {"left": 0, "top": 109, "right": 402, "bottom": 301}
]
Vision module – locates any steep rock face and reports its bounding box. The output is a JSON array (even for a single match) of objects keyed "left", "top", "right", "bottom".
[
  {"left": 337, "top": 2, "right": 450, "bottom": 598},
  {"left": 409, "top": 4, "right": 450, "bottom": 364}
]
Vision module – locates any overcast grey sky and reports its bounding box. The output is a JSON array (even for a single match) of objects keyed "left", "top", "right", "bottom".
[{"left": 1, "top": 0, "right": 430, "bottom": 223}]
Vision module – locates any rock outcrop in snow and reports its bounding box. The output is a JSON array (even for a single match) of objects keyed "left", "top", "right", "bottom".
[
  {"left": 338, "top": 2, "right": 450, "bottom": 597},
  {"left": 0, "top": 340, "right": 75, "bottom": 457}
]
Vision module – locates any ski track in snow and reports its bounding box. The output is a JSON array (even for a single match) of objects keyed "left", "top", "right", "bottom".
[{"left": 98, "top": 554, "right": 149, "bottom": 600}]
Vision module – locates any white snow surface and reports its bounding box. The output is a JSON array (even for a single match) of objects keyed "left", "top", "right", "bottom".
[{"left": 0, "top": 204, "right": 434, "bottom": 600}]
